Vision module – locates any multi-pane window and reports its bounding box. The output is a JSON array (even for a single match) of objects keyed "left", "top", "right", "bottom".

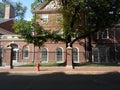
[
  {"left": 72, "top": 48, "right": 79, "bottom": 63},
  {"left": 23, "top": 46, "right": 29, "bottom": 59},
  {"left": 96, "top": 29, "right": 109, "bottom": 39},
  {"left": 92, "top": 47, "right": 109, "bottom": 63},
  {"left": 56, "top": 48, "right": 62, "bottom": 62},
  {"left": 41, "top": 14, "right": 48, "bottom": 23},
  {"left": 41, "top": 48, "right": 47, "bottom": 62},
  {"left": 102, "top": 30, "right": 109, "bottom": 39}
]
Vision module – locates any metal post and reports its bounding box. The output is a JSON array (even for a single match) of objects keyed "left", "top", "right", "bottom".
[{"left": 114, "top": 29, "right": 117, "bottom": 63}]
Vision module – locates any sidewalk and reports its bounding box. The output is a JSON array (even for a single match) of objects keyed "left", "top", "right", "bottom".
[{"left": 0, "top": 66, "right": 120, "bottom": 74}]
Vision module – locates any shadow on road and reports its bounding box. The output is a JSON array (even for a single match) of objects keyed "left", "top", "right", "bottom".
[{"left": 0, "top": 72, "right": 120, "bottom": 90}]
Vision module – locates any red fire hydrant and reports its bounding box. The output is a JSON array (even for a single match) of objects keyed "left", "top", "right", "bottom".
[{"left": 36, "top": 63, "right": 40, "bottom": 71}]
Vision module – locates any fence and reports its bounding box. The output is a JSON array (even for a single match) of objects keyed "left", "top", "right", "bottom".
[
  {"left": 92, "top": 47, "right": 120, "bottom": 64},
  {"left": 0, "top": 47, "right": 119, "bottom": 66},
  {"left": 0, "top": 49, "right": 86, "bottom": 66}
]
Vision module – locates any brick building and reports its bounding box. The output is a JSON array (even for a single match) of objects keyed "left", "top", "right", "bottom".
[
  {"left": 32, "top": 0, "right": 120, "bottom": 65},
  {"left": 0, "top": 0, "right": 120, "bottom": 67}
]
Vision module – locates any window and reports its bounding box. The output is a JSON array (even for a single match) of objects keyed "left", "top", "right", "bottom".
[
  {"left": 96, "top": 29, "right": 109, "bottom": 39},
  {"left": 41, "top": 14, "right": 48, "bottom": 23},
  {"left": 92, "top": 47, "right": 109, "bottom": 63},
  {"left": 23, "top": 46, "right": 29, "bottom": 59},
  {"left": 56, "top": 48, "right": 63, "bottom": 62},
  {"left": 102, "top": 30, "right": 109, "bottom": 39},
  {"left": 41, "top": 48, "right": 47, "bottom": 62},
  {"left": 72, "top": 48, "right": 79, "bottom": 63}
]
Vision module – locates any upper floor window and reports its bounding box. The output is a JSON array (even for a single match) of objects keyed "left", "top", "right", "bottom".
[
  {"left": 102, "top": 30, "right": 109, "bottom": 39},
  {"left": 41, "top": 14, "right": 48, "bottom": 23},
  {"left": 97, "top": 29, "right": 109, "bottom": 39},
  {"left": 23, "top": 46, "right": 29, "bottom": 59}
]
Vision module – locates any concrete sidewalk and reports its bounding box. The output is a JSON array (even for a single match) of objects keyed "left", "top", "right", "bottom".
[{"left": 0, "top": 66, "right": 120, "bottom": 74}]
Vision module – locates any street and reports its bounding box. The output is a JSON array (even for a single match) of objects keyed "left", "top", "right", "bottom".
[{"left": 0, "top": 72, "right": 120, "bottom": 90}]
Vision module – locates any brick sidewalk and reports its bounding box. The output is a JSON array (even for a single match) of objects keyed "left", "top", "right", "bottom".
[{"left": 0, "top": 66, "right": 120, "bottom": 74}]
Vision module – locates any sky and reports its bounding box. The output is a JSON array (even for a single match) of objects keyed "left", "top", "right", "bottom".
[{"left": 0, "top": 0, "right": 35, "bottom": 21}]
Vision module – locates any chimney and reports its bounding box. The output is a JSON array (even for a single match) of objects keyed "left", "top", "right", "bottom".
[{"left": 4, "top": 4, "right": 15, "bottom": 19}]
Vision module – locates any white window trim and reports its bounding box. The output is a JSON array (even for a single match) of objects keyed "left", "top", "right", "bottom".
[
  {"left": 56, "top": 47, "right": 64, "bottom": 63},
  {"left": 97, "top": 29, "right": 109, "bottom": 39},
  {"left": 40, "top": 48, "right": 48, "bottom": 63},
  {"left": 72, "top": 47, "right": 79, "bottom": 63},
  {"left": 41, "top": 14, "right": 48, "bottom": 23},
  {"left": 23, "top": 46, "right": 29, "bottom": 59},
  {"left": 102, "top": 29, "right": 109, "bottom": 39}
]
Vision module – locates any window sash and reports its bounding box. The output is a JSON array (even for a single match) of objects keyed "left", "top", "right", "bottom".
[
  {"left": 56, "top": 48, "right": 62, "bottom": 62},
  {"left": 41, "top": 48, "right": 47, "bottom": 61},
  {"left": 72, "top": 48, "right": 79, "bottom": 62},
  {"left": 23, "top": 46, "right": 29, "bottom": 58}
]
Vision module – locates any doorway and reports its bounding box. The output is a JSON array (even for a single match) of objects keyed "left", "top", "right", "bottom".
[{"left": 10, "top": 44, "right": 19, "bottom": 61}]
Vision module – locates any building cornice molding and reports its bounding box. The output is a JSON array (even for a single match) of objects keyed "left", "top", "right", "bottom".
[
  {"left": 32, "top": 8, "right": 62, "bottom": 14},
  {"left": 0, "top": 28, "right": 15, "bottom": 35}
]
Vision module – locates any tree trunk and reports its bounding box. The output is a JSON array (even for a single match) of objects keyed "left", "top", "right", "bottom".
[{"left": 87, "top": 35, "right": 92, "bottom": 63}]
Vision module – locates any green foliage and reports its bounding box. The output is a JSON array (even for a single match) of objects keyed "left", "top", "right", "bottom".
[
  {"left": 13, "top": 15, "right": 65, "bottom": 48},
  {"left": 0, "top": 0, "right": 27, "bottom": 20},
  {"left": 13, "top": 15, "right": 46, "bottom": 47},
  {"left": 0, "top": 2, "right": 5, "bottom": 18},
  {"left": 14, "top": 2, "right": 27, "bottom": 20},
  {"left": 19, "top": 0, "right": 120, "bottom": 48},
  {"left": 60, "top": 0, "right": 120, "bottom": 45},
  {"left": 31, "top": 0, "right": 45, "bottom": 10}
]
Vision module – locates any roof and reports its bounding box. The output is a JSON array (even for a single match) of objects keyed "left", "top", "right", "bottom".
[
  {"left": 0, "top": 18, "right": 15, "bottom": 34},
  {"left": 34, "top": 1, "right": 50, "bottom": 11},
  {"left": 32, "top": 0, "right": 62, "bottom": 14},
  {"left": 0, "top": 18, "right": 8, "bottom": 23}
]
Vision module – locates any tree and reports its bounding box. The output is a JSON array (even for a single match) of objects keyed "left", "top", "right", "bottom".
[
  {"left": 0, "top": 0, "right": 11, "bottom": 18},
  {"left": 13, "top": 2, "right": 27, "bottom": 20},
  {"left": 61, "top": 0, "right": 120, "bottom": 62},
  {"left": 31, "top": 0, "right": 45, "bottom": 10},
  {"left": 0, "top": 0, "right": 27, "bottom": 20},
  {"left": 31, "top": 0, "right": 120, "bottom": 63},
  {"left": 13, "top": 15, "right": 63, "bottom": 48},
  {"left": 0, "top": 2, "right": 5, "bottom": 18}
]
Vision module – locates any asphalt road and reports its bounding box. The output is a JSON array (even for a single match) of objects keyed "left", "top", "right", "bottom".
[{"left": 0, "top": 72, "right": 120, "bottom": 90}]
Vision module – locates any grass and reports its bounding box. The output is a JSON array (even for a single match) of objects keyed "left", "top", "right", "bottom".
[
  {"left": 19, "top": 62, "right": 120, "bottom": 67},
  {"left": 74, "top": 62, "right": 120, "bottom": 67},
  {"left": 20, "top": 62, "right": 66, "bottom": 67}
]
